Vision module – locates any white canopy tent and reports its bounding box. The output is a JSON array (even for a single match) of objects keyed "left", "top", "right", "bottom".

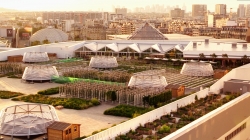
[
  {"left": 22, "top": 65, "right": 59, "bottom": 81},
  {"left": 180, "top": 62, "right": 214, "bottom": 77},
  {"left": 128, "top": 70, "right": 167, "bottom": 88},
  {"left": 23, "top": 52, "right": 49, "bottom": 63},
  {"left": 89, "top": 56, "right": 118, "bottom": 68}
]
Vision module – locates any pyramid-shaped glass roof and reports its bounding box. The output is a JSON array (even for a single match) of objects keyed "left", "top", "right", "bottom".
[{"left": 128, "top": 23, "right": 168, "bottom": 40}]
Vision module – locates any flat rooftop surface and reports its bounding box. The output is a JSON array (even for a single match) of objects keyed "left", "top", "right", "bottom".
[
  {"left": 0, "top": 77, "right": 129, "bottom": 137},
  {"left": 176, "top": 94, "right": 250, "bottom": 140}
]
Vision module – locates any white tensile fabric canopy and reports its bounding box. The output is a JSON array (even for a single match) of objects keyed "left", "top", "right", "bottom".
[
  {"left": 22, "top": 65, "right": 59, "bottom": 81},
  {"left": 180, "top": 62, "right": 214, "bottom": 77},
  {"left": 128, "top": 70, "right": 168, "bottom": 88},
  {"left": 89, "top": 56, "right": 118, "bottom": 68},
  {"left": 23, "top": 52, "right": 49, "bottom": 62}
]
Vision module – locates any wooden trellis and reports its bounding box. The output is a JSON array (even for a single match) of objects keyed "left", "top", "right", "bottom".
[
  {"left": 0, "top": 62, "right": 24, "bottom": 74},
  {"left": 59, "top": 81, "right": 166, "bottom": 106}
]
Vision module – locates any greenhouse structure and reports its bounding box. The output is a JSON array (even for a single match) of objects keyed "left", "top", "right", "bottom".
[{"left": 0, "top": 104, "right": 59, "bottom": 138}]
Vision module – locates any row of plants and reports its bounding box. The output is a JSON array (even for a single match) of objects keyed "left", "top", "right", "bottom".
[
  {"left": 0, "top": 90, "right": 24, "bottom": 99},
  {"left": 52, "top": 76, "right": 125, "bottom": 85},
  {"left": 103, "top": 92, "right": 195, "bottom": 118},
  {"left": 115, "top": 92, "right": 241, "bottom": 139},
  {"left": 0, "top": 63, "right": 24, "bottom": 75},
  {"left": 56, "top": 58, "right": 83, "bottom": 63},
  {"left": 37, "top": 87, "right": 59, "bottom": 95},
  {"left": 7, "top": 74, "right": 22, "bottom": 79},
  {"left": 62, "top": 68, "right": 131, "bottom": 83},
  {"left": 11, "top": 94, "right": 100, "bottom": 110},
  {"left": 114, "top": 65, "right": 148, "bottom": 73},
  {"left": 143, "top": 90, "right": 172, "bottom": 107},
  {"left": 54, "top": 61, "right": 87, "bottom": 69},
  {"left": 104, "top": 105, "right": 154, "bottom": 118}
]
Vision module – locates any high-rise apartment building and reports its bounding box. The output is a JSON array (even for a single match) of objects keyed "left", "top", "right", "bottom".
[
  {"left": 115, "top": 8, "right": 127, "bottom": 16},
  {"left": 170, "top": 8, "right": 185, "bottom": 18},
  {"left": 121, "top": 22, "right": 135, "bottom": 34},
  {"left": 237, "top": 4, "right": 246, "bottom": 18},
  {"left": 192, "top": 4, "right": 207, "bottom": 18},
  {"left": 245, "top": 4, "right": 250, "bottom": 17},
  {"left": 42, "top": 12, "right": 103, "bottom": 24},
  {"left": 215, "top": 4, "right": 226, "bottom": 15}
]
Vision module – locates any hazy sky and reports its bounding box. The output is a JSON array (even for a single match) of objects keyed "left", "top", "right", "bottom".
[{"left": 0, "top": 0, "right": 249, "bottom": 12}]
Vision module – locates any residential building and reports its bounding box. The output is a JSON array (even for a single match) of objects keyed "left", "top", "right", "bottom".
[
  {"left": 199, "top": 27, "right": 222, "bottom": 38},
  {"left": 82, "top": 25, "right": 106, "bottom": 40},
  {"left": 170, "top": 8, "right": 185, "bottom": 19},
  {"left": 246, "top": 4, "right": 250, "bottom": 17},
  {"left": 216, "top": 18, "right": 230, "bottom": 28},
  {"left": 207, "top": 14, "right": 224, "bottom": 27},
  {"left": 215, "top": 4, "right": 226, "bottom": 15},
  {"left": 192, "top": 4, "right": 207, "bottom": 19},
  {"left": 110, "top": 14, "right": 124, "bottom": 20},
  {"left": 237, "top": 4, "right": 246, "bottom": 18},
  {"left": 221, "top": 26, "right": 247, "bottom": 40},
  {"left": 121, "top": 22, "right": 135, "bottom": 34},
  {"left": 115, "top": 8, "right": 127, "bottom": 16},
  {"left": 42, "top": 12, "right": 103, "bottom": 24}
]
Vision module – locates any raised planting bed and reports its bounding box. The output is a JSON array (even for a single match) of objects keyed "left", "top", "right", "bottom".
[
  {"left": 11, "top": 94, "right": 100, "bottom": 110},
  {"left": 115, "top": 92, "right": 241, "bottom": 140},
  {"left": 104, "top": 104, "right": 153, "bottom": 118},
  {"left": 37, "top": 87, "right": 59, "bottom": 95},
  {"left": 0, "top": 91, "right": 24, "bottom": 99},
  {"left": 126, "top": 130, "right": 143, "bottom": 139},
  {"left": 135, "top": 126, "right": 153, "bottom": 135}
]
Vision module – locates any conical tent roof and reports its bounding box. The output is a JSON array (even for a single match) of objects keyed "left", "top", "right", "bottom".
[{"left": 128, "top": 23, "right": 168, "bottom": 40}]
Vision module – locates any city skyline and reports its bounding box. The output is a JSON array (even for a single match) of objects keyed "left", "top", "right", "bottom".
[{"left": 0, "top": 0, "right": 249, "bottom": 12}]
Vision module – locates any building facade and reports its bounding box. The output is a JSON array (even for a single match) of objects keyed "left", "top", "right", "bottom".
[
  {"left": 170, "top": 8, "right": 185, "bottom": 18},
  {"left": 82, "top": 25, "right": 106, "bottom": 40},
  {"left": 246, "top": 4, "right": 250, "bottom": 17},
  {"left": 121, "top": 22, "right": 135, "bottom": 34},
  {"left": 221, "top": 26, "right": 247, "bottom": 40},
  {"left": 115, "top": 8, "right": 127, "bottom": 16},
  {"left": 215, "top": 4, "right": 227, "bottom": 15},
  {"left": 192, "top": 4, "right": 207, "bottom": 19},
  {"left": 237, "top": 4, "right": 246, "bottom": 18},
  {"left": 207, "top": 14, "right": 225, "bottom": 27}
]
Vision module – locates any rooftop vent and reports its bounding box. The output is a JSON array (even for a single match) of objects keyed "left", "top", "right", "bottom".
[
  {"left": 193, "top": 42, "right": 197, "bottom": 48},
  {"left": 243, "top": 44, "right": 247, "bottom": 48},
  {"left": 205, "top": 39, "right": 209, "bottom": 44},
  {"left": 217, "top": 42, "right": 220, "bottom": 45},
  {"left": 232, "top": 43, "right": 237, "bottom": 48}
]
